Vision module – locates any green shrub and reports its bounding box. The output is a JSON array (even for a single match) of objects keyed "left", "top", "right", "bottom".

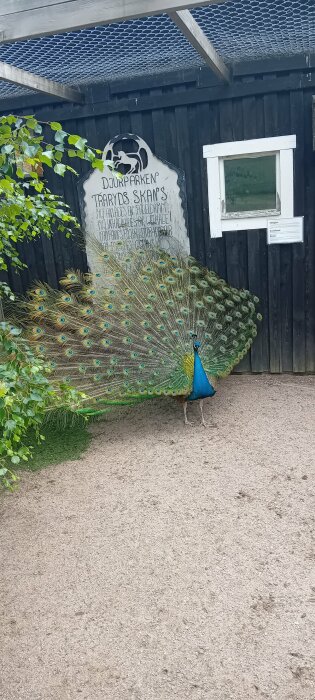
[{"left": 0, "top": 322, "right": 84, "bottom": 490}]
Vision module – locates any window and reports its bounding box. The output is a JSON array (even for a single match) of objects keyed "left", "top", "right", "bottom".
[{"left": 203, "top": 136, "right": 296, "bottom": 238}]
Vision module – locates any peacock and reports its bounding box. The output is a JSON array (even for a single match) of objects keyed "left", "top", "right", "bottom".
[{"left": 13, "top": 239, "right": 261, "bottom": 425}]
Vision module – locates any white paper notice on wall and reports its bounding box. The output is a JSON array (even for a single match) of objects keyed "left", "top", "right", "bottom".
[{"left": 267, "top": 217, "right": 304, "bottom": 245}]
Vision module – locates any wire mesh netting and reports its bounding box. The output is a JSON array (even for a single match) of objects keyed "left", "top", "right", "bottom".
[{"left": 0, "top": 0, "right": 314, "bottom": 98}]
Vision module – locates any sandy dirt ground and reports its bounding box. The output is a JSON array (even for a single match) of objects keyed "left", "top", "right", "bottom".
[{"left": 0, "top": 375, "right": 315, "bottom": 700}]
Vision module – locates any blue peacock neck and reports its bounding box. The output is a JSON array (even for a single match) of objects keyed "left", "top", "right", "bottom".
[{"left": 187, "top": 339, "right": 216, "bottom": 401}]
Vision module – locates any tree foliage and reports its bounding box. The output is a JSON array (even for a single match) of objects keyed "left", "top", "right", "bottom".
[
  {"left": 0, "top": 114, "right": 113, "bottom": 276},
  {"left": 0, "top": 323, "right": 84, "bottom": 490},
  {"left": 0, "top": 115, "right": 113, "bottom": 488}
]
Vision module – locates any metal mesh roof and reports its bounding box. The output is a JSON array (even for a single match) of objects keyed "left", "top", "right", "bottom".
[{"left": 0, "top": 0, "right": 314, "bottom": 99}]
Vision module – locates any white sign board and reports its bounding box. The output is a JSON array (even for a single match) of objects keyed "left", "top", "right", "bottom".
[
  {"left": 79, "top": 133, "right": 190, "bottom": 269},
  {"left": 267, "top": 217, "right": 304, "bottom": 245}
]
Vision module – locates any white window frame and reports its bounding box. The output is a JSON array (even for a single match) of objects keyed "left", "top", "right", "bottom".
[{"left": 203, "top": 135, "right": 296, "bottom": 238}]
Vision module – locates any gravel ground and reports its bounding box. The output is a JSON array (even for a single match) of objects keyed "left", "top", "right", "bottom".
[{"left": 0, "top": 375, "right": 315, "bottom": 700}]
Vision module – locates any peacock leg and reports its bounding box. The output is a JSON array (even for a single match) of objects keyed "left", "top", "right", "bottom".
[
  {"left": 199, "top": 399, "right": 206, "bottom": 428},
  {"left": 183, "top": 401, "right": 193, "bottom": 426}
]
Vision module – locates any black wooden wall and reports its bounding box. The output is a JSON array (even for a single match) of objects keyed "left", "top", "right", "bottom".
[{"left": 1, "top": 59, "right": 315, "bottom": 373}]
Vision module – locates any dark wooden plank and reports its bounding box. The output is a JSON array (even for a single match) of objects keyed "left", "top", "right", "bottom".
[
  {"left": 227, "top": 94, "right": 251, "bottom": 371},
  {"left": 290, "top": 86, "right": 306, "bottom": 373},
  {"left": 304, "top": 92, "right": 315, "bottom": 370},
  {"left": 277, "top": 90, "right": 293, "bottom": 372},
  {"left": 239, "top": 81, "right": 267, "bottom": 372},
  {"left": 173, "top": 95, "right": 195, "bottom": 256},
  {"left": 264, "top": 77, "right": 282, "bottom": 373},
  {"left": 0, "top": 60, "right": 312, "bottom": 115},
  {"left": 193, "top": 100, "right": 214, "bottom": 267},
  {"left": 54, "top": 116, "right": 87, "bottom": 275},
  {"left": 110, "top": 67, "right": 200, "bottom": 95},
  {"left": 187, "top": 102, "right": 206, "bottom": 264},
  {"left": 40, "top": 234, "right": 59, "bottom": 288},
  {"left": 150, "top": 88, "right": 168, "bottom": 160},
  {"left": 201, "top": 100, "right": 223, "bottom": 274},
  {"left": 234, "top": 54, "right": 313, "bottom": 77},
  {"left": 130, "top": 93, "right": 143, "bottom": 136},
  {"left": 247, "top": 231, "right": 269, "bottom": 372},
  {"left": 32, "top": 74, "right": 315, "bottom": 125}
]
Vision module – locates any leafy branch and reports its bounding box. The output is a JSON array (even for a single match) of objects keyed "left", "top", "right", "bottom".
[
  {"left": 0, "top": 114, "right": 114, "bottom": 274},
  {"left": 0, "top": 323, "right": 85, "bottom": 490}
]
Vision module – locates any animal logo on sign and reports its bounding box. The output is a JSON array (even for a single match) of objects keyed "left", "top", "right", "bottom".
[{"left": 105, "top": 134, "right": 148, "bottom": 175}]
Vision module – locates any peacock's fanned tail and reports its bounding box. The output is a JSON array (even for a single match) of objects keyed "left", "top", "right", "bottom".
[{"left": 14, "top": 240, "right": 262, "bottom": 410}]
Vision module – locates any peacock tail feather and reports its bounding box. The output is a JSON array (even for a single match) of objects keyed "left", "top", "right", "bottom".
[{"left": 13, "top": 239, "right": 262, "bottom": 410}]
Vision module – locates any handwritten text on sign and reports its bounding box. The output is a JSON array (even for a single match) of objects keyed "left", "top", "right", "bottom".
[{"left": 80, "top": 134, "right": 190, "bottom": 260}]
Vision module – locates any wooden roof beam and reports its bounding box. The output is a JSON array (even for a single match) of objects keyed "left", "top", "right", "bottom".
[
  {"left": 0, "top": 0, "right": 226, "bottom": 43},
  {"left": 0, "top": 61, "right": 84, "bottom": 102},
  {"left": 169, "top": 9, "right": 230, "bottom": 82}
]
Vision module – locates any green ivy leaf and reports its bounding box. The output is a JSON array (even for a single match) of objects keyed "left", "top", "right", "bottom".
[
  {"left": 68, "top": 134, "right": 81, "bottom": 145},
  {"left": 1, "top": 144, "right": 14, "bottom": 154},
  {"left": 50, "top": 121, "right": 62, "bottom": 131},
  {"left": 92, "top": 158, "right": 104, "bottom": 172},
  {"left": 54, "top": 130, "right": 67, "bottom": 143},
  {"left": 74, "top": 137, "right": 87, "bottom": 151},
  {"left": 54, "top": 163, "right": 66, "bottom": 176},
  {"left": 0, "top": 179, "right": 13, "bottom": 192},
  {"left": 26, "top": 118, "right": 37, "bottom": 129}
]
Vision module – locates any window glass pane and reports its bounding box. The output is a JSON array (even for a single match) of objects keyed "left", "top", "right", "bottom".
[{"left": 224, "top": 155, "right": 277, "bottom": 213}]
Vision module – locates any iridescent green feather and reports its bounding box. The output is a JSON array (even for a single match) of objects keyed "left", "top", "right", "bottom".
[{"left": 12, "top": 239, "right": 261, "bottom": 410}]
